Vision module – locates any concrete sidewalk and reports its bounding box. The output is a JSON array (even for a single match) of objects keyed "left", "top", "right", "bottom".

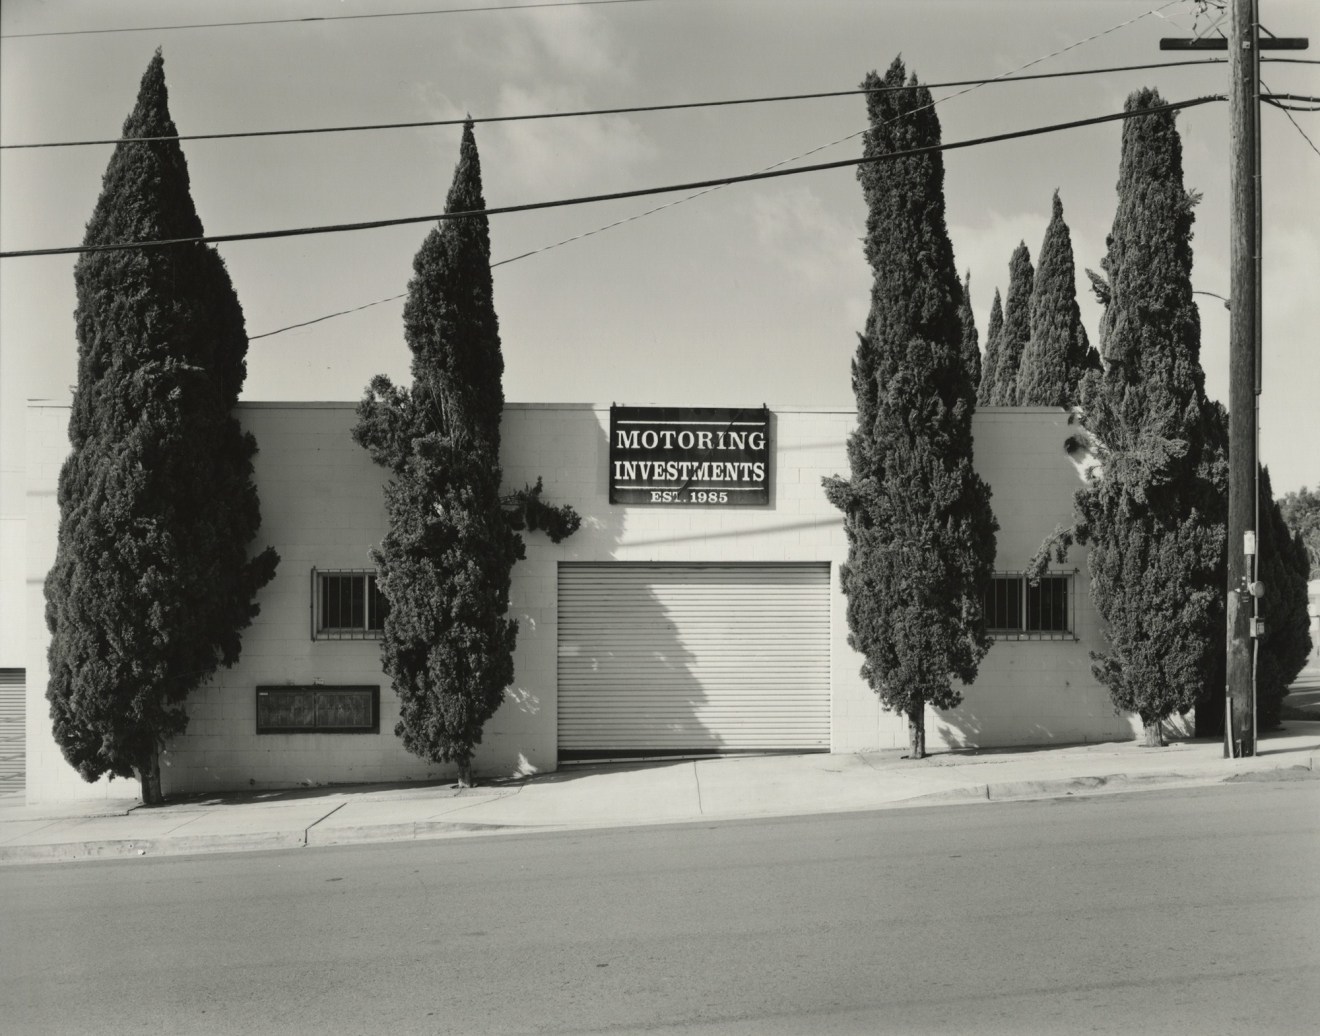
[{"left": 3, "top": 722, "right": 1318, "bottom": 866}]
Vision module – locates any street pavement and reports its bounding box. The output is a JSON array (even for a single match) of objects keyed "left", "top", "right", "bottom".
[
  {"left": 3, "top": 720, "right": 1317, "bottom": 865},
  {"left": 5, "top": 781, "right": 1318, "bottom": 1035}
]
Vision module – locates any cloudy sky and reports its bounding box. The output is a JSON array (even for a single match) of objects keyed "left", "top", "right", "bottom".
[{"left": 1, "top": 0, "right": 1316, "bottom": 657}]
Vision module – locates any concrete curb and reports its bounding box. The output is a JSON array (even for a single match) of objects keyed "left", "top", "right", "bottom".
[
  {"left": 3, "top": 751, "right": 1316, "bottom": 866},
  {"left": 0, "top": 830, "right": 307, "bottom": 865},
  {"left": 306, "top": 819, "right": 525, "bottom": 847}
]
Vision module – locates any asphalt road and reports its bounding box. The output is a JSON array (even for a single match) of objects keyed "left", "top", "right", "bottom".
[{"left": 3, "top": 779, "right": 1318, "bottom": 1035}]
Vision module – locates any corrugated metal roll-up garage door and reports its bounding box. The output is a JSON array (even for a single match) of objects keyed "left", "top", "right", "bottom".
[
  {"left": 558, "top": 563, "right": 830, "bottom": 759},
  {"left": 0, "top": 669, "right": 25, "bottom": 791}
]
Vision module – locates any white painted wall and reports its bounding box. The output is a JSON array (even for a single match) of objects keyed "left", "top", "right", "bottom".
[
  {"left": 25, "top": 400, "right": 1148, "bottom": 803},
  {"left": 0, "top": 515, "right": 22, "bottom": 669}
]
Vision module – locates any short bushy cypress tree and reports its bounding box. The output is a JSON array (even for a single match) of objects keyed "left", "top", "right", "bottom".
[
  {"left": 957, "top": 272, "right": 981, "bottom": 389},
  {"left": 1280, "top": 485, "right": 1320, "bottom": 571},
  {"left": 44, "top": 51, "right": 278, "bottom": 803},
  {"left": 1256, "top": 466, "right": 1313, "bottom": 729},
  {"left": 976, "top": 289, "right": 1004, "bottom": 406},
  {"left": 1018, "top": 191, "right": 1098, "bottom": 406},
  {"left": 824, "top": 57, "right": 997, "bottom": 759},
  {"left": 355, "top": 122, "right": 577, "bottom": 786},
  {"left": 1035, "top": 88, "right": 1226, "bottom": 745},
  {"left": 991, "top": 242, "right": 1033, "bottom": 405}
]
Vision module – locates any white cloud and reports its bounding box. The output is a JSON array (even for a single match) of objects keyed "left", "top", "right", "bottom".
[
  {"left": 948, "top": 209, "right": 1052, "bottom": 339},
  {"left": 747, "top": 184, "right": 864, "bottom": 287},
  {"left": 406, "top": 8, "right": 648, "bottom": 197},
  {"left": 482, "top": 83, "right": 658, "bottom": 197},
  {"left": 745, "top": 183, "right": 870, "bottom": 331},
  {"left": 525, "top": 6, "right": 630, "bottom": 82}
]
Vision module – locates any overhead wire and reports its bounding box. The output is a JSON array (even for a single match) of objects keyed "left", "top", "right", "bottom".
[
  {"left": 1154, "top": 4, "right": 1319, "bottom": 153},
  {"left": 0, "top": 95, "right": 1224, "bottom": 262},
  {"left": 500, "top": 0, "right": 1237, "bottom": 274},
  {"left": 0, "top": 0, "right": 664, "bottom": 40},
  {"left": 250, "top": 0, "right": 1204, "bottom": 338},
  {"left": 1, "top": 59, "right": 1235, "bottom": 150},
  {"left": 1263, "top": 81, "right": 1320, "bottom": 157}
]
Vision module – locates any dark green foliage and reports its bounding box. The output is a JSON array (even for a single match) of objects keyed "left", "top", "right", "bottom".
[
  {"left": 991, "top": 242, "right": 1033, "bottom": 405},
  {"left": 1018, "top": 191, "right": 1097, "bottom": 407},
  {"left": 1035, "top": 88, "right": 1225, "bottom": 743},
  {"left": 1256, "top": 467, "right": 1313, "bottom": 729},
  {"left": 957, "top": 272, "right": 981, "bottom": 389},
  {"left": 976, "top": 289, "right": 1004, "bottom": 406},
  {"left": 354, "top": 122, "right": 577, "bottom": 784},
  {"left": 1280, "top": 485, "right": 1320, "bottom": 571},
  {"left": 824, "top": 57, "right": 997, "bottom": 758},
  {"left": 44, "top": 51, "right": 278, "bottom": 800},
  {"left": 505, "top": 478, "right": 582, "bottom": 544}
]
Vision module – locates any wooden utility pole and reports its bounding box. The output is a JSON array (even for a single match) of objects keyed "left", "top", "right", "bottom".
[
  {"left": 1161, "top": 2, "right": 1307, "bottom": 758},
  {"left": 1225, "top": 0, "right": 1259, "bottom": 758}
]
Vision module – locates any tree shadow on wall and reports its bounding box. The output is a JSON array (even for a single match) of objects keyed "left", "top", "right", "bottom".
[
  {"left": 933, "top": 700, "right": 1087, "bottom": 752},
  {"left": 551, "top": 412, "right": 712, "bottom": 765}
]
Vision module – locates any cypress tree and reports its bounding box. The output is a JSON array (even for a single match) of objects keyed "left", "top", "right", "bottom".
[
  {"left": 1256, "top": 466, "right": 1313, "bottom": 729},
  {"left": 824, "top": 57, "right": 998, "bottom": 760},
  {"left": 354, "top": 122, "right": 577, "bottom": 786},
  {"left": 44, "top": 51, "right": 278, "bottom": 803},
  {"left": 992, "top": 242, "right": 1033, "bottom": 405},
  {"left": 1035, "top": 88, "right": 1225, "bottom": 746},
  {"left": 957, "top": 271, "right": 982, "bottom": 390},
  {"left": 976, "top": 288, "right": 1004, "bottom": 406},
  {"left": 1018, "top": 191, "right": 1098, "bottom": 406},
  {"left": 1280, "top": 485, "right": 1320, "bottom": 571}
]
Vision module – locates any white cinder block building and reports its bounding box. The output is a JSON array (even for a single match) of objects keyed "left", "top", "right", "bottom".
[{"left": 24, "top": 400, "right": 1162, "bottom": 803}]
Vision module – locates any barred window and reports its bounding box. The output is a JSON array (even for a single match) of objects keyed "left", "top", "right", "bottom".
[
  {"left": 313, "top": 569, "right": 388, "bottom": 640},
  {"left": 984, "top": 573, "right": 1075, "bottom": 640}
]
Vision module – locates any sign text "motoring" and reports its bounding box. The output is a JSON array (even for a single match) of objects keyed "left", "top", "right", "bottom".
[{"left": 608, "top": 405, "right": 770, "bottom": 507}]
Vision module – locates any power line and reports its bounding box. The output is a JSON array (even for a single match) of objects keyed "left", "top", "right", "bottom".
[
  {"left": 489, "top": 1, "right": 1207, "bottom": 269},
  {"left": 0, "top": 95, "right": 1223, "bottom": 261},
  {"left": 1263, "top": 80, "right": 1320, "bottom": 157},
  {"left": 252, "top": 294, "right": 408, "bottom": 340},
  {"left": 252, "top": 0, "right": 1215, "bottom": 339},
  {"left": 1263, "top": 94, "right": 1320, "bottom": 112},
  {"left": 1, "top": 60, "right": 1233, "bottom": 151},
  {"left": 0, "top": 0, "right": 662, "bottom": 40}
]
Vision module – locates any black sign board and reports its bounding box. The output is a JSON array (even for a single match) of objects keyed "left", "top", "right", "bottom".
[
  {"left": 609, "top": 405, "right": 770, "bottom": 506},
  {"left": 256, "top": 686, "right": 380, "bottom": 734}
]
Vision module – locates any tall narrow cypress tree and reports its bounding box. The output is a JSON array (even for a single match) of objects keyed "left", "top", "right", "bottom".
[
  {"left": 354, "top": 122, "right": 577, "bottom": 786},
  {"left": 1035, "top": 88, "right": 1225, "bottom": 745},
  {"left": 1018, "top": 191, "right": 1097, "bottom": 406},
  {"left": 958, "top": 271, "right": 982, "bottom": 390},
  {"left": 992, "top": 242, "right": 1034, "bottom": 405},
  {"left": 824, "top": 57, "right": 997, "bottom": 759},
  {"left": 977, "top": 288, "right": 1004, "bottom": 406},
  {"left": 44, "top": 51, "right": 278, "bottom": 803}
]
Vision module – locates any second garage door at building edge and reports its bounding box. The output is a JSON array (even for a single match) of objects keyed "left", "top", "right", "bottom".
[{"left": 557, "top": 563, "right": 830, "bottom": 758}]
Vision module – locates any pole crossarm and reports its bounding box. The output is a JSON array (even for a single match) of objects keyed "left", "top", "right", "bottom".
[{"left": 1159, "top": 37, "right": 1308, "bottom": 50}]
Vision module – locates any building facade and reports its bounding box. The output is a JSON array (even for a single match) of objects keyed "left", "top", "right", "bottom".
[{"left": 24, "top": 400, "right": 1164, "bottom": 803}]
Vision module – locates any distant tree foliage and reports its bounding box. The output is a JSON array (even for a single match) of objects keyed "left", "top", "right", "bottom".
[
  {"left": 990, "top": 242, "right": 1033, "bottom": 405},
  {"left": 1033, "top": 88, "right": 1226, "bottom": 746},
  {"left": 1018, "top": 191, "right": 1098, "bottom": 407},
  {"left": 976, "top": 288, "right": 1004, "bottom": 406},
  {"left": 824, "top": 57, "right": 998, "bottom": 760},
  {"left": 44, "top": 51, "right": 278, "bottom": 804},
  {"left": 957, "top": 271, "right": 981, "bottom": 389},
  {"left": 1279, "top": 485, "right": 1320, "bottom": 571},
  {"left": 1256, "top": 467, "right": 1313, "bottom": 729},
  {"left": 354, "top": 122, "right": 578, "bottom": 786}
]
